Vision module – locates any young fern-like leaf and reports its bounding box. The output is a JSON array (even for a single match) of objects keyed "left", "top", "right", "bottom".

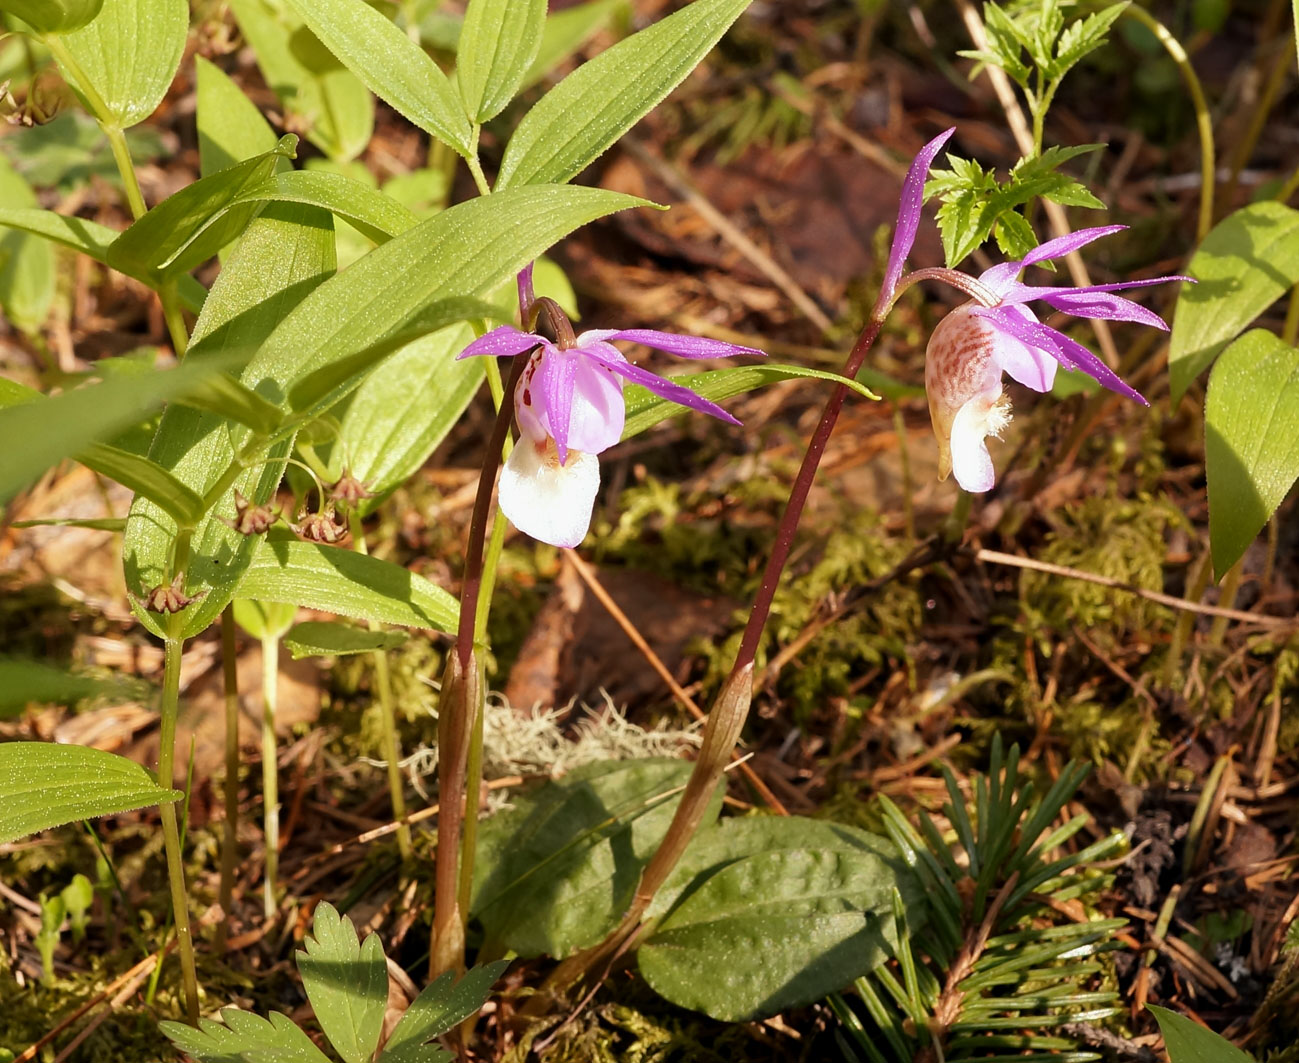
[{"left": 834, "top": 739, "right": 1127, "bottom": 1063}]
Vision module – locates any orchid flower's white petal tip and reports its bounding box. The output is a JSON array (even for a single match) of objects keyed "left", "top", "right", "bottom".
[{"left": 498, "top": 439, "right": 600, "bottom": 549}]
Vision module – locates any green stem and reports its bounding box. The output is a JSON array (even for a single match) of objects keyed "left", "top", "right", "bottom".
[
  {"left": 1207, "top": 557, "right": 1243, "bottom": 647},
  {"left": 160, "top": 280, "right": 189, "bottom": 358},
  {"left": 216, "top": 609, "right": 240, "bottom": 954},
  {"left": 260, "top": 634, "right": 280, "bottom": 921},
  {"left": 1122, "top": 6, "right": 1216, "bottom": 240},
  {"left": 347, "top": 510, "right": 412, "bottom": 860},
  {"left": 466, "top": 125, "right": 491, "bottom": 197},
  {"left": 1163, "top": 549, "right": 1211, "bottom": 689},
  {"left": 158, "top": 638, "right": 200, "bottom": 1022}
]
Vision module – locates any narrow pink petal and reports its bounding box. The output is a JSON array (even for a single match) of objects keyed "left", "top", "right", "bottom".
[
  {"left": 881, "top": 128, "right": 956, "bottom": 305},
  {"left": 1030, "top": 289, "right": 1169, "bottom": 330},
  {"left": 587, "top": 328, "right": 765, "bottom": 360},
  {"left": 537, "top": 351, "right": 577, "bottom": 464},
  {"left": 978, "top": 224, "right": 1127, "bottom": 295},
  {"left": 581, "top": 347, "right": 741, "bottom": 425},
  {"left": 987, "top": 304, "right": 1056, "bottom": 393},
  {"left": 459, "top": 326, "right": 543, "bottom": 360}
]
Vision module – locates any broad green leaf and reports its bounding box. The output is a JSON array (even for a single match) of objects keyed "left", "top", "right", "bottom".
[
  {"left": 0, "top": 743, "right": 180, "bottom": 844},
  {"left": 160, "top": 1010, "right": 331, "bottom": 1063},
  {"left": 228, "top": 0, "right": 374, "bottom": 163},
  {"left": 638, "top": 816, "right": 914, "bottom": 1022},
  {"left": 1205, "top": 330, "right": 1299, "bottom": 578},
  {"left": 283, "top": 0, "right": 472, "bottom": 156},
  {"left": 231, "top": 598, "right": 296, "bottom": 641},
  {"left": 1169, "top": 202, "right": 1299, "bottom": 403},
  {"left": 0, "top": 0, "right": 101, "bottom": 33},
  {"left": 337, "top": 323, "right": 482, "bottom": 516},
  {"left": 195, "top": 54, "right": 278, "bottom": 177},
  {"left": 498, "top": 0, "right": 751, "bottom": 187},
  {"left": 122, "top": 203, "right": 337, "bottom": 640},
  {"left": 296, "top": 903, "right": 387, "bottom": 1063},
  {"left": 53, "top": 0, "right": 187, "bottom": 128},
  {"left": 521, "top": 0, "right": 627, "bottom": 91},
  {"left": 470, "top": 759, "right": 723, "bottom": 958},
  {"left": 0, "top": 658, "right": 143, "bottom": 715},
  {"left": 238, "top": 538, "right": 458, "bottom": 632},
  {"left": 178, "top": 372, "right": 285, "bottom": 435},
  {"left": 0, "top": 208, "right": 206, "bottom": 311},
  {"left": 621, "top": 362, "right": 879, "bottom": 440},
  {"left": 107, "top": 136, "right": 298, "bottom": 282},
  {"left": 231, "top": 169, "right": 419, "bottom": 243},
  {"left": 457, "top": 0, "right": 546, "bottom": 122},
  {"left": 284, "top": 621, "right": 407, "bottom": 659},
  {"left": 78, "top": 442, "right": 206, "bottom": 525},
  {"left": 378, "top": 961, "right": 510, "bottom": 1063},
  {"left": 0, "top": 351, "right": 242, "bottom": 505},
  {"left": 1148, "top": 1006, "right": 1255, "bottom": 1063},
  {"left": 0, "top": 156, "right": 54, "bottom": 334}
]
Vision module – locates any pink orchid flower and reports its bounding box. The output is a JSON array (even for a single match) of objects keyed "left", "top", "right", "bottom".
[
  {"left": 459, "top": 310, "right": 761, "bottom": 548},
  {"left": 881, "top": 129, "right": 1189, "bottom": 493}
]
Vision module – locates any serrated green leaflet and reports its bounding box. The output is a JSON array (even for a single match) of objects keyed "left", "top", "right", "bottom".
[
  {"left": 227, "top": 0, "right": 374, "bottom": 163},
  {"left": 284, "top": 0, "right": 472, "bottom": 156},
  {"left": 378, "top": 961, "right": 509, "bottom": 1063},
  {"left": 471, "top": 759, "right": 722, "bottom": 958},
  {"left": 0, "top": 208, "right": 206, "bottom": 310},
  {"left": 160, "top": 1010, "right": 331, "bottom": 1063},
  {"left": 51, "top": 0, "right": 187, "bottom": 128},
  {"left": 457, "top": 0, "right": 546, "bottom": 122},
  {"left": 123, "top": 202, "right": 337, "bottom": 640},
  {"left": 1148, "top": 1006, "right": 1255, "bottom": 1063},
  {"left": 621, "top": 363, "right": 878, "bottom": 441},
  {"left": 638, "top": 816, "right": 915, "bottom": 1022},
  {"left": 284, "top": 622, "right": 407, "bottom": 659},
  {"left": 107, "top": 136, "right": 298, "bottom": 281},
  {"left": 0, "top": 743, "right": 180, "bottom": 844},
  {"left": 1205, "top": 330, "right": 1299, "bottom": 578},
  {"left": 238, "top": 538, "right": 458, "bottom": 632},
  {"left": 498, "top": 0, "right": 751, "bottom": 187},
  {"left": 195, "top": 54, "right": 278, "bottom": 177},
  {"left": 1170, "top": 202, "right": 1299, "bottom": 403},
  {"left": 297, "top": 903, "right": 387, "bottom": 1063}
]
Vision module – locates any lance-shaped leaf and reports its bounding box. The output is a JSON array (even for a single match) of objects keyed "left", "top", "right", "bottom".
[
  {"left": 470, "top": 759, "right": 722, "bottom": 958},
  {"left": 378, "top": 961, "right": 510, "bottom": 1063},
  {"left": 498, "top": 0, "right": 751, "bottom": 187},
  {"left": 238, "top": 538, "right": 458, "bottom": 632},
  {"left": 0, "top": 658, "right": 144, "bottom": 716},
  {"left": 228, "top": 0, "right": 374, "bottom": 163},
  {"left": 1148, "top": 1006, "right": 1255, "bottom": 1063},
  {"left": 78, "top": 442, "right": 206, "bottom": 525},
  {"left": 0, "top": 208, "right": 207, "bottom": 310},
  {"left": 160, "top": 1011, "right": 331, "bottom": 1063},
  {"left": 1169, "top": 201, "right": 1299, "bottom": 403},
  {"left": 107, "top": 136, "right": 298, "bottom": 282},
  {"left": 0, "top": 743, "right": 180, "bottom": 844},
  {"left": 196, "top": 54, "right": 278, "bottom": 177},
  {"left": 284, "top": 622, "right": 407, "bottom": 659},
  {"left": 1205, "top": 329, "right": 1299, "bottom": 578},
  {"left": 0, "top": 157, "right": 54, "bottom": 334},
  {"left": 284, "top": 0, "right": 473, "bottom": 156},
  {"left": 52, "top": 0, "right": 187, "bottom": 128},
  {"left": 297, "top": 903, "right": 387, "bottom": 1063},
  {"left": 457, "top": 0, "right": 547, "bottom": 122},
  {"left": 638, "top": 816, "right": 915, "bottom": 1022},
  {"left": 521, "top": 0, "right": 628, "bottom": 91},
  {"left": 229, "top": 169, "right": 419, "bottom": 243}
]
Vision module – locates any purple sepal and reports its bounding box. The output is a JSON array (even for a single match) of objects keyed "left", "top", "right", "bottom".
[
  {"left": 581, "top": 346, "right": 742, "bottom": 425},
  {"left": 980, "top": 224, "right": 1128, "bottom": 294},
  {"left": 581, "top": 328, "right": 765, "bottom": 360},
  {"left": 881, "top": 128, "right": 956, "bottom": 305},
  {"left": 458, "top": 325, "right": 546, "bottom": 360}
]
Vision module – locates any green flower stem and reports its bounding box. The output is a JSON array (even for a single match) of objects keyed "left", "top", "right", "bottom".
[
  {"left": 216, "top": 608, "right": 240, "bottom": 954},
  {"left": 347, "top": 509, "right": 412, "bottom": 860},
  {"left": 158, "top": 637, "right": 200, "bottom": 1022},
  {"left": 260, "top": 633, "right": 280, "bottom": 921},
  {"left": 1122, "top": 6, "right": 1215, "bottom": 240}
]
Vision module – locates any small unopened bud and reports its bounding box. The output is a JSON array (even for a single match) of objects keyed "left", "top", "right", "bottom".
[
  {"left": 140, "top": 573, "right": 204, "bottom": 614},
  {"left": 292, "top": 507, "right": 347, "bottom": 544},
  {"left": 221, "top": 490, "right": 279, "bottom": 536},
  {"left": 330, "top": 471, "right": 374, "bottom": 505}
]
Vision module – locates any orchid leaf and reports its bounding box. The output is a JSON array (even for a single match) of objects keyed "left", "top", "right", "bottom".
[
  {"left": 1205, "top": 329, "right": 1299, "bottom": 578},
  {"left": 1170, "top": 201, "right": 1299, "bottom": 403},
  {"left": 498, "top": 0, "right": 751, "bottom": 187},
  {"left": 1148, "top": 1006, "right": 1255, "bottom": 1063},
  {"left": 470, "top": 759, "right": 723, "bottom": 959},
  {"left": 237, "top": 538, "right": 458, "bottom": 632},
  {"left": 621, "top": 362, "right": 880, "bottom": 440},
  {"left": 51, "top": 0, "right": 187, "bottom": 128},
  {"left": 638, "top": 816, "right": 914, "bottom": 1022},
  {"left": 284, "top": 0, "right": 472, "bottom": 156},
  {"left": 0, "top": 743, "right": 180, "bottom": 844},
  {"left": 457, "top": 0, "right": 547, "bottom": 122}
]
